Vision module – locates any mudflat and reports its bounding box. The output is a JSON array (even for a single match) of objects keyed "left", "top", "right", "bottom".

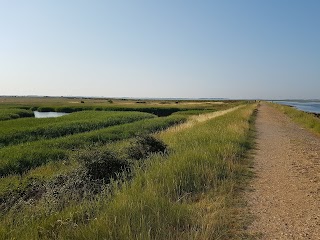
[{"left": 247, "top": 103, "right": 320, "bottom": 239}]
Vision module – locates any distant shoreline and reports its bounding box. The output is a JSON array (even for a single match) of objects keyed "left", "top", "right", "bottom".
[{"left": 273, "top": 100, "right": 320, "bottom": 115}]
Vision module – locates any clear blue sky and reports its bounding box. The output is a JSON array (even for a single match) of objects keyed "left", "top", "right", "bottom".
[{"left": 1, "top": 0, "right": 319, "bottom": 99}]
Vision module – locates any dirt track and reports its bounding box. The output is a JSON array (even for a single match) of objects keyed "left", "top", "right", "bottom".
[{"left": 247, "top": 103, "right": 320, "bottom": 239}]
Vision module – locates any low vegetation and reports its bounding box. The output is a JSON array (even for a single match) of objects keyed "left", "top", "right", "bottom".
[
  {"left": 0, "top": 101, "right": 256, "bottom": 239},
  {"left": 0, "top": 111, "right": 155, "bottom": 147},
  {"left": 0, "top": 108, "right": 34, "bottom": 121},
  {"left": 69, "top": 104, "right": 255, "bottom": 240},
  {"left": 35, "top": 105, "right": 183, "bottom": 117},
  {"left": 127, "top": 134, "right": 168, "bottom": 160},
  {"left": 0, "top": 115, "right": 186, "bottom": 176},
  {"left": 0, "top": 97, "right": 257, "bottom": 239}
]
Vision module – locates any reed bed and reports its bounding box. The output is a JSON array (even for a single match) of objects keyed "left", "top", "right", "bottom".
[
  {"left": 0, "top": 108, "right": 34, "bottom": 121},
  {"left": 0, "top": 115, "right": 186, "bottom": 176},
  {"left": 0, "top": 111, "right": 155, "bottom": 147},
  {"left": 0, "top": 104, "right": 256, "bottom": 239}
]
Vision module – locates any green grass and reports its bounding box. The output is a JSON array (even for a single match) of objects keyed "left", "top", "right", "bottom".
[
  {"left": 0, "top": 115, "right": 186, "bottom": 176},
  {"left": 271, "top": 103, "right": 320, "bottom": 134},
  {"left": 75, "top": 104, "right": 255, "bottom": 240},
  {"left": 0, "top": 108, "right": 34, "bottom": 121},
  {"left": 0, "top": 111, "right": 155, "bottom": 147},
  {"left": 0, "top": 96, "right": 246, "bottom": 117},
  {"left": 171, "top": 109, "right": 216, "bottom": 116},
  {"left": 0, "top": 160, "right": 78, "bottom": 196},
  {"left": 33, "top": 105, "right": 184, "bottom": 117},
  {"left": 0, "top": 99, "right": 254, "bottom": 239},
  {"left": 0, "top": 114, "right": 187, "bottom": 219},
  {"left": 0, "top": 104, "right": 256, "bottom": 239}
]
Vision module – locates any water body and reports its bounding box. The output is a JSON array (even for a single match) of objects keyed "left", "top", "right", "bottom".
[
  {"left": 273, "top": 101, "right": 320, "bottom": 114},
  {"left": 34, "top": 111, "right": 69, "bottom": 118}
]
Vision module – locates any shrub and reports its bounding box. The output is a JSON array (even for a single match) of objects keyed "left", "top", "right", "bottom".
[
  {"left": 42, "top": 170, "right": 104, "bottom": 207},
  {"left": 0, "top": 109, "right": 34, "bottom": 121},
  {"left": 0, "top": 176, "right": 45, "bottom": 214},
  {"left": 37, "top": 107, "right": 55, "bottom": 112},
  {"left": 80, "top": 149, "right": 128, "bottom": 181},
  {"left": 128, "top": 135, "right": 168, "bottom": 160}
]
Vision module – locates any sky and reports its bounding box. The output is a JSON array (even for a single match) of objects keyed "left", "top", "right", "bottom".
[{"left": 1, "top": 0, "right": 319, "bottom": 99}]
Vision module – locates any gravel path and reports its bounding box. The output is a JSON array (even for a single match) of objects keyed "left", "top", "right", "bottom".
[{"left": 247, "top": 103, "right": 320, "bottom": 239}]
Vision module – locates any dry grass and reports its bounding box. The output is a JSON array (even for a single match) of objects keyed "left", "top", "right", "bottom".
[{"left": 164, "top": 105, "right": 243, "bottom": 133}]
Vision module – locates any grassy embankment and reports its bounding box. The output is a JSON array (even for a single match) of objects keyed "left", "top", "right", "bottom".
[
  {"left": 0, "top": 104, "right": 256, "bottom": 239},
  {"left": 271, "top": 103, "right": 320, "bottom": 134},
  {"left": 0, "top": 108, "right": 34, "bottom": 121}
]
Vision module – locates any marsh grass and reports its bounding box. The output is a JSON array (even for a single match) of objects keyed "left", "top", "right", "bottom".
[
  {"left": 0, "top": 114, "right": 186, "bottom": 208},
  {"left": 0, "top": 108, "right": 34, "bottom": 121},
  {"left": 77, "top": 104, "right": 256, "bottom": 240},
  {"left": 0, "top": 102, "right": 256, "bottom": 239},
  {"left": 0, "top": 115, "right": 186, "bottom": 176},
  {"left": 0, "top": 104, "right": 256, "bottom": 239},
  {"left": 0, "top": 111, "right": 155, "bottom": 147}
]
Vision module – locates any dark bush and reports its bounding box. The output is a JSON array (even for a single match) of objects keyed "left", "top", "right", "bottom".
[
  {"left": 37, "top": 107, "right": 55, "bottom": 112},
  {"left": 0, "top": 177, "right": 45, "bottom": 214},
  {"left": 55, "top": 107, "right": 76, "bottom": 113},
  {"left": 17, "top": 110, "right": 34, "bottom": 118},
  {"left": 43, "top": 170, "right": 102, "bottom": 205},
  {"left": 17, "top": 106, "right": 31, "bottom": 110},
  {"left": 136, "top": 108, "right": 181, "bottom": 117},
  {"left": 80, "top": 149, "right": 128, "bottom": 181},
  {"left": 127, "top": 135, "right": 168, "bottom": 160}
]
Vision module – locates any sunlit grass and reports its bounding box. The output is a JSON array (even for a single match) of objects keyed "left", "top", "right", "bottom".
[
  {"left": 0, "top": 104, "right": 256, "bottom": 239},
  {"left": 0, "top": 115, "right": 186, "bottom": 176},
  {"left": 0, "top": 101, "right": 256, "bottom": 239},
  {"left": 74, "top": 104, "right": 256, "bottom": 239}
]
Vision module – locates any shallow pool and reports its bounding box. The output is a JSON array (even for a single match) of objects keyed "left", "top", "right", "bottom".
[{"left": 33, "top": 111, "right": 69, "bottom": 118}]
